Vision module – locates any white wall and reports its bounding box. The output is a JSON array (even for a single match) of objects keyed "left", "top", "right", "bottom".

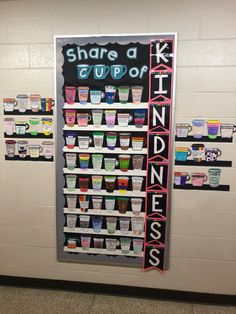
[{"left": 0, "top": 0, "right": 236, "bottom": 295}]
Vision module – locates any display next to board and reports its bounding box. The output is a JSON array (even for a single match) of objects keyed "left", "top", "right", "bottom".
[{"left": 55, "top": 34, "right": 177, "bottom": 272}]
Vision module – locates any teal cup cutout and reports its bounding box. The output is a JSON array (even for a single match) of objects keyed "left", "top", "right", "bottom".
[
  {"left": 77, "top": 64, "right": 92, "bottom": 79},
  {"left": 208, "top": 168, "right": 221, "bottom": 188},
  {"left": 93, "top": 64, "right": 109, "bottom": 80},
  {"left": 175, "top": 149, "right": 191, "bottom": 162},
  {"left": 110, "top": 65, "right": 127, "bottom": 80}
]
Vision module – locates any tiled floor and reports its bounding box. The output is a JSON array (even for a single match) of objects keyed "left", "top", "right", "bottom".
[{"left": 0, "top": 285, "right": 235, "bottom": 314}]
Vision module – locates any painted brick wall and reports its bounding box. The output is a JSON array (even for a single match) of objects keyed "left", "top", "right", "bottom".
[{"left": 0, "top": 0, "right": 235, "bottom": 295}]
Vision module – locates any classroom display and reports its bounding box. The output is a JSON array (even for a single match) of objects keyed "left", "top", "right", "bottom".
[{"left": 55, "top": 34, "right": 177, "bottom": 271}]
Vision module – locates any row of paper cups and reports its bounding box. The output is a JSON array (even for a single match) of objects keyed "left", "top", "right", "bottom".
[
  {"left": 66, "top": 194, "right": 143, "bottom": 215},
  {"left": 176, "top": 120, "right": 236, "bottom": 139},
  {"left": 67, "top": 236, "right": 143, "bottom": 255},
  {"left": 65, "top": 85, "right": 143, "bottom": 105},
  {"left": 66, "top": 215, "right": 144, "bottom": 236}
]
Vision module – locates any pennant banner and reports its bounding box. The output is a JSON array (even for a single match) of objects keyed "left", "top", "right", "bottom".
[{"left": 143, "top": 38, "right": 175, "bottom": 271}]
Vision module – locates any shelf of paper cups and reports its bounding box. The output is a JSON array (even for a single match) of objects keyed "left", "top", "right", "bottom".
[
  {"left": 63, "top": 146, "right": 147, "bottom": 155},
  {"left": 64, "top": 246, "right": 144, "bottom": 257},
  {"left": 63, "top": 188, "right": 146, "bottom": 198},
  {"left": 63, "top": 168, "right": 146, "bottom": 177},
  {"left": 63, "top": 102, "right": 148, "bottom": 110},
  {"left": 63, "top": 125, "right": 148, "bottom": 132},
  {"left": 63, "top": 208, "right": 145, "bottom": 218},
  {"left": 63, "top": 227, "right": 144, "bottom": 239}
]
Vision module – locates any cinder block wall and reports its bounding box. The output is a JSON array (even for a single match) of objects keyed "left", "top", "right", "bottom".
[{"left": 0, "top": 0, "right": 235, "bottom": 295}]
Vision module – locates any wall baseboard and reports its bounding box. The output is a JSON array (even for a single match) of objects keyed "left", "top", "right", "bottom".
[{"left": 0, "top": 275, "right": 235, "bottom": 305}]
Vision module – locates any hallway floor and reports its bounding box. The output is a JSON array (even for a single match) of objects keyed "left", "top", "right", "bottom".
[{"left": 0, "top": 285, "right": 235, "bottom": 314}]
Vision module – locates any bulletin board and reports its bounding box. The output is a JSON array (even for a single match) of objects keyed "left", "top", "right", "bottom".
[{"left": 55, "top": 33, "right": 177, "bottom": 271}]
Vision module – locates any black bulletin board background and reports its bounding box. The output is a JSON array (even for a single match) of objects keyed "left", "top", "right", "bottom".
[{"left": 62, "top": 42, "right": 149, "bottom": 102}]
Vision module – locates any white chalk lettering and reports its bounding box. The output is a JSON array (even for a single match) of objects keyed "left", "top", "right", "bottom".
[
  {"left": 126, "top": 47, "right": 137, "bottom": 59},
  {"left": 129, "top": 67, "right": 139, "bottom": 78},
  {"left": 79, "top": 68, "right": 88, "bottom": 78},
  {"left": 99, "top": 48, "right": 108, "bottom": 59},
  {"left": 139, "top": 65, "right": 148, "bottom": 78},
  {"left": 149, "top": 249, "right": 160, "bottom": 266},
  {"left": 150, "top": 221, "right": 162, "bottom": 240},
  {"left": 155, "top": 42, "right": 168, "bottom": 63},
  {"left": 77, "top": 47, "right": 88, "bottom": 60},
  {"left": 151, "top": 165, "right": 164, "bottom": 185},
  {"left": 153, "top": 106, "right": 165, "bottom": 126},
  {"left": 154, "top": 136, "right": 165, "bottom": 154},
  {"left": 66, "top": 48, "right": 76, "bottom": 62},
  {"left": 89, "top": 48, "right": 100, "bottom": 59},
  {"left": 71, "top": 47, "right": 118, "bottom": 61},
  {"left": 108, "top": 50, "right": 118, "bottom": 61},
  {"left": 154, "top": 74, "right": 168, "bottom": 95},
  {"left": 152, "top": 195, "right": 164, "bottom": 213}
]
